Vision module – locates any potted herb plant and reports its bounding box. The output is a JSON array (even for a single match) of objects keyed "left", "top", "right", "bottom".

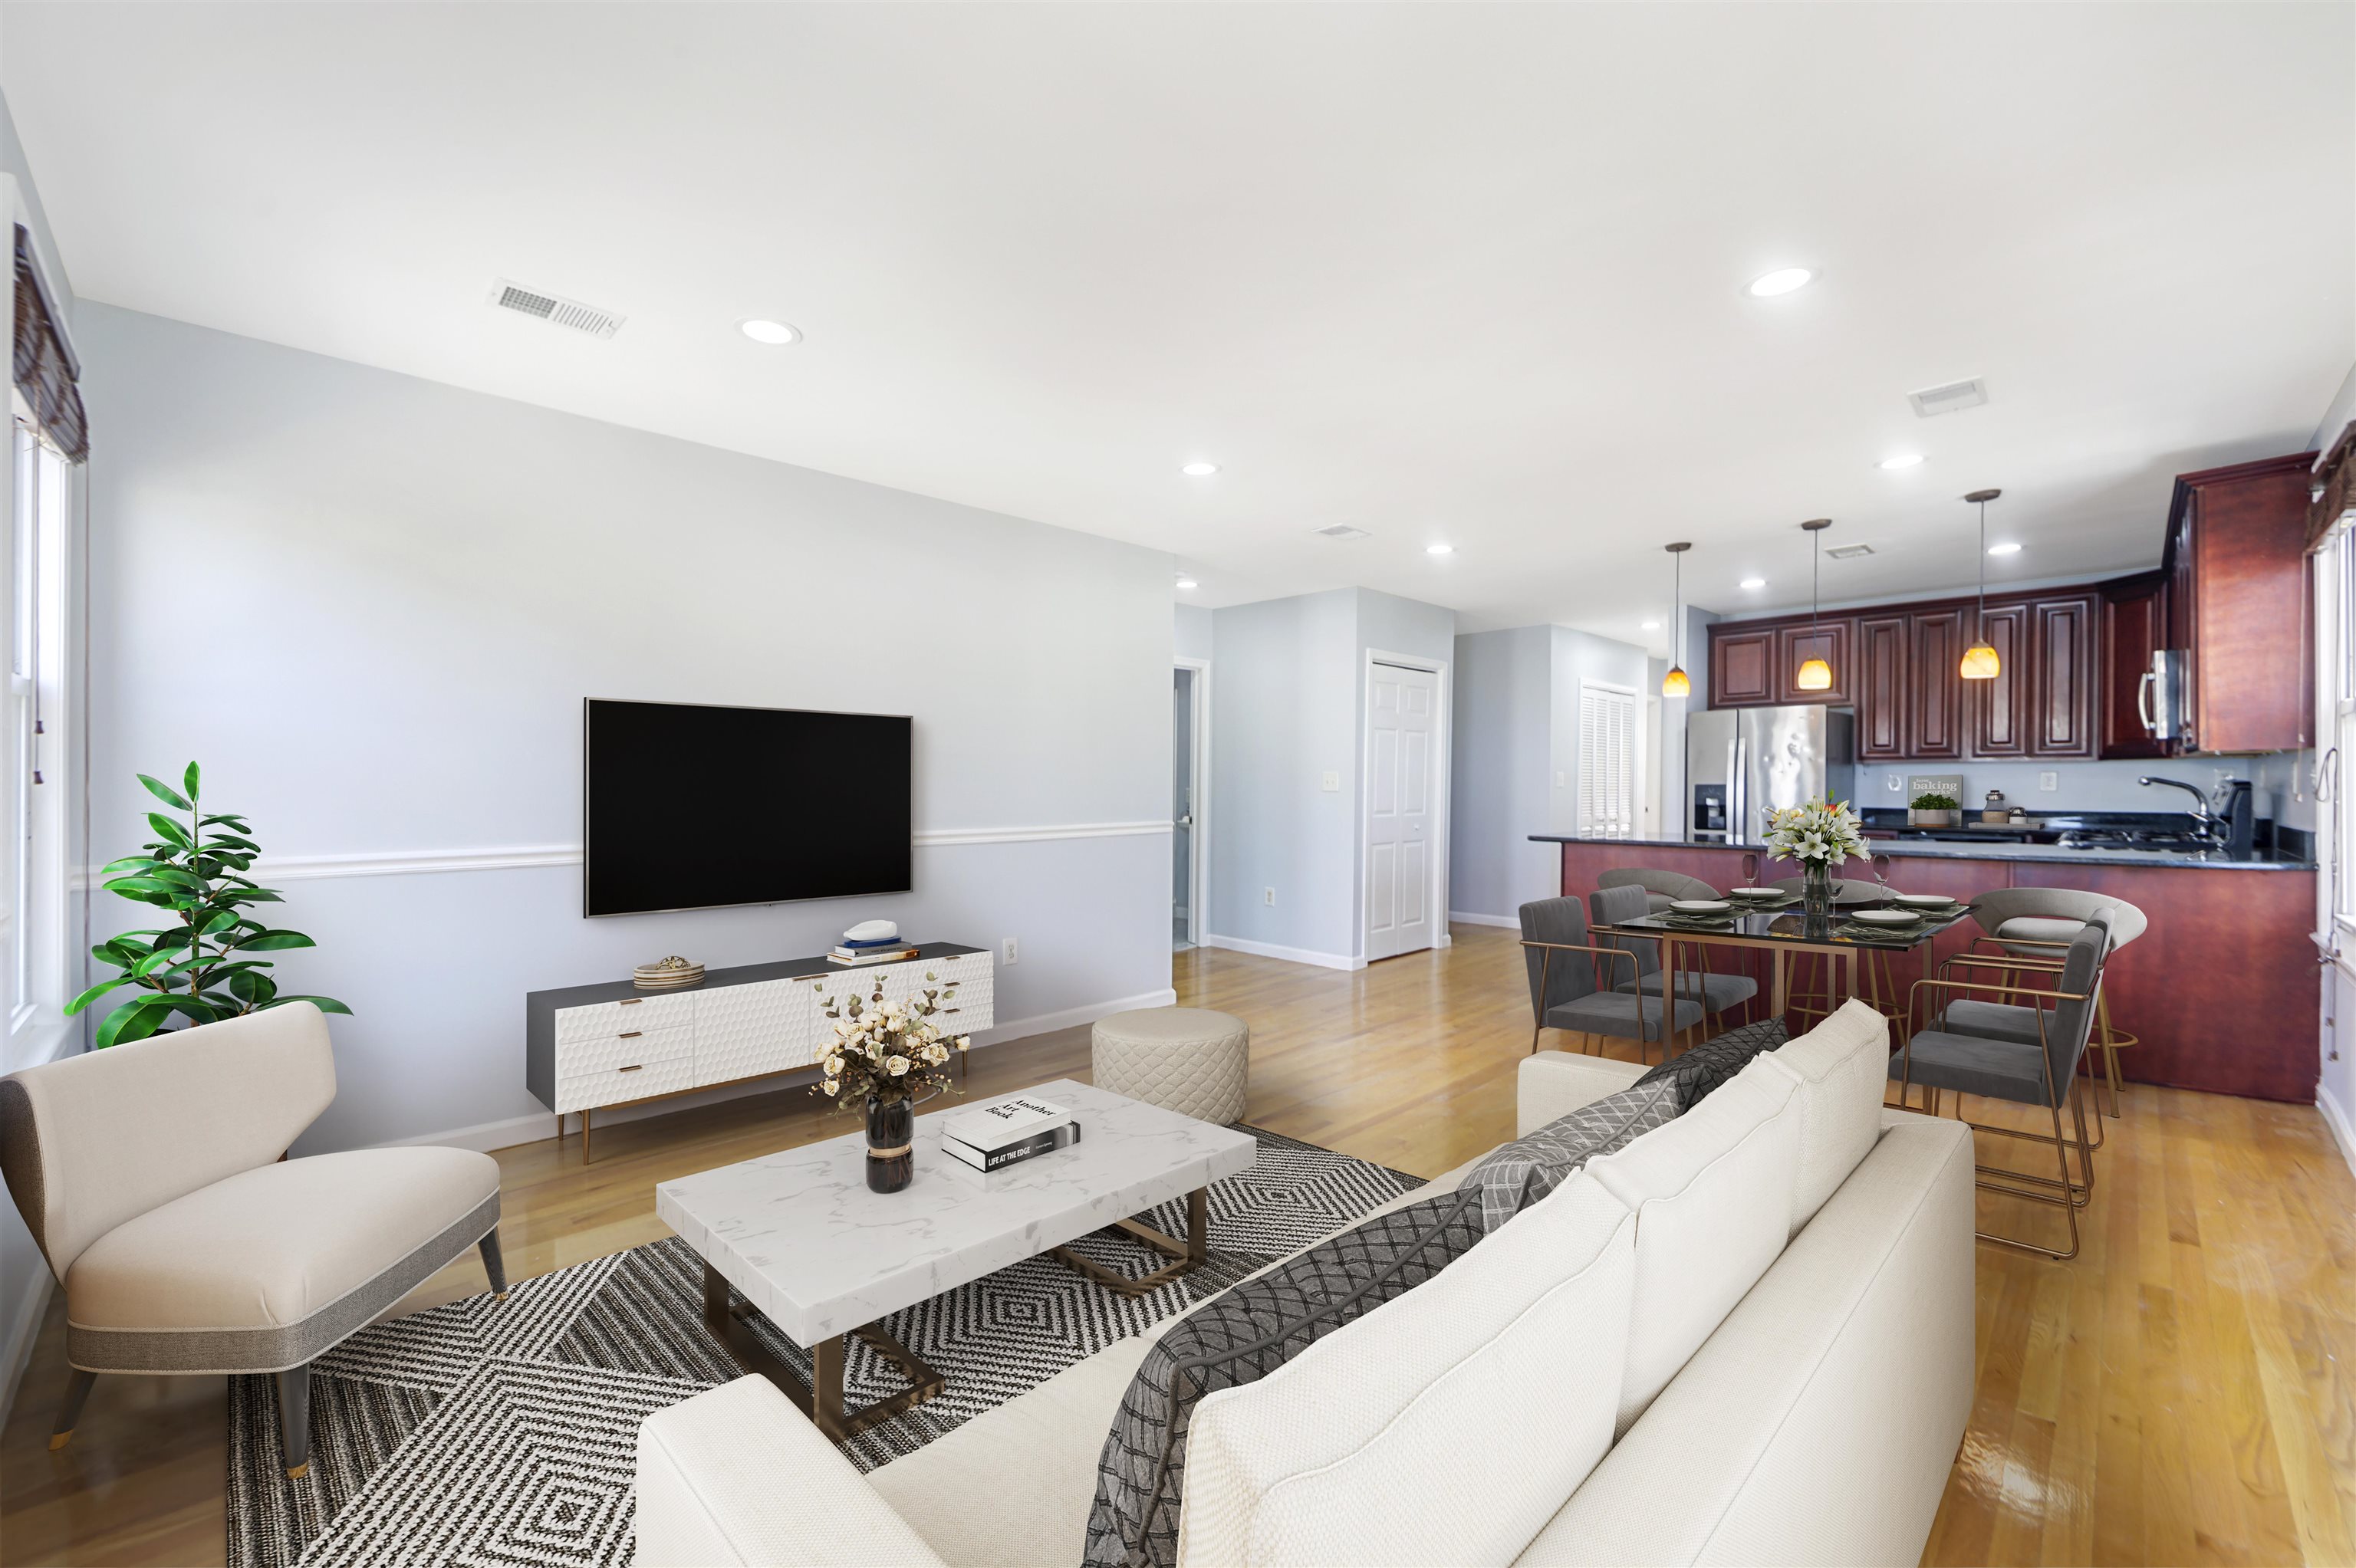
[
  {"left": 1908, "top": 791, "right": 1963, "bottom": 828},
  {"left": 65, "top": 763, "right": 350, "bottom": 1046}
]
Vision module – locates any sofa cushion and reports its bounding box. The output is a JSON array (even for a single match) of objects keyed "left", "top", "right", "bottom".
[
  {"left": 1463, "top": 1078, "right": 1680, "bottom": 1233},
  {"left": 1633, "top": 1016, "right": 1788, "bottom": 1110},
  {"left": 1756, "top": 998, "right": 1890, "bottom": 1237},
  {"left": 1176, "top": 1173, "right": 1637, "bottom": 1568},
  {"left": 1582, "top": 1058, "right": 1799, "bottom": 1436},
  {"left": 1084, "top": 1185, "right": 1488, "bottom": 1566}
]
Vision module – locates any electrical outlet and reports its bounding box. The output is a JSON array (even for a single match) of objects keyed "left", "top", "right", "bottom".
[
  {"left": 1002, "top": 937, "right": 1018, "bottom": 965},
  {"left": 2038, "top": 771, "right": 2058, "bottom": 792},
  {"left": 1263, "top": 886, "right": 1276, "bottom": 906},
  {"left": 1887, "top": 773, "right": 1904, "bottom": 793},
  {"left": 1321, "top": 770, "right": 1341, "bottom": 792}
]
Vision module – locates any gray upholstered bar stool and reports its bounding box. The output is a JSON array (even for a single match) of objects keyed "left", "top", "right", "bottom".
[
  {"left": 1588, "top": 885, "right": 1758, "bottom": 1043},
  {"left": 1518, "top": 897, "right": 1702, "bottom": 1063},
  {"left": 1894, "top": 917, "right": 2109, "bottom": 1259},
  {"left": 1594, "top": 868, "right": 1723, "bottom": 916},
  {"left": 1966, "top": 888, "right": 2147, "bottom": 1123}
]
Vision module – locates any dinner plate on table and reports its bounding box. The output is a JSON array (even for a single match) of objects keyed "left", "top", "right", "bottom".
[
  {"left": 1670, "top": 899, "right": 1731, "bottom": 914},
  {"left": 1851, "top": 908, "right": 1922, "bottom": 926},
  {"left": 1892, "top": 893, "right": 1959, "bottom": 909}
]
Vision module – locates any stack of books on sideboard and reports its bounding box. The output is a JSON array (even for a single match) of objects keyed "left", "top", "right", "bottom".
[
  {"left": 939, "top": 1094, "right": 1081, "bottom": 1172},
  {"left": 828, "top": 919, "right": 915, "bottom": 966}
]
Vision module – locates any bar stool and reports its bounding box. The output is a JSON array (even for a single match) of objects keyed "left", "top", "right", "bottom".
[{"left": 1965, "top": 889, "right": 2146, "bottom": 1126}]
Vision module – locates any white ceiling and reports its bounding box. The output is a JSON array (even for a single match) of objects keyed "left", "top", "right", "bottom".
[{"left": 8, "top": 2, "right": 2352, "bottom": 648}]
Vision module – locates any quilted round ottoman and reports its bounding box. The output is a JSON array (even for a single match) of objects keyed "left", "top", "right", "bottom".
[{"left": 1091, "top": 1008, "right": 1250, "bottom": 1124}]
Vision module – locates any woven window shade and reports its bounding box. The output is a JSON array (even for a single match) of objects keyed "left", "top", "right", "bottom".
[
  {"left": 12, "top": 225, "right": 86, "bottom": 462},
  {"left": 2312, "top": 420, "right": 2354, "bottom": 554}
]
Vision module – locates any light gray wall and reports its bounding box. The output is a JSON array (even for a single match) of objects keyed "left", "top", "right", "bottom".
[
  {"left": 74, "top": 302, "right": 1179, "bottom": 1160},
  {"left": 1173, "top": 602, "right": 1213, "bottom": 662},
  {"left": 1448, "top": 626, "right": 1554, "bottom": 918}
]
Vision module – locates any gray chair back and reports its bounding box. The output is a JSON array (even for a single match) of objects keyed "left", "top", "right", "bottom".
[
  {"left": 1519, "top": 897, "right": 1599, "bottom": 1023},
  {"left": 1587, "top": 884, "right": 1662, "bottom": 980},
  {"left": 2042, "top": 914, "right": 2111, "bottom": 1090},
  {"left": 1969, "top": 887, "right": 2147, "bottom": 950},
  {"left": 1596, "top": 868, "right": 1720, "bottom": 915}
]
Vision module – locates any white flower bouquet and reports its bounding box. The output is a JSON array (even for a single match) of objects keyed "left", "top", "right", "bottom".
[
  {"left": 812, "top": 969, "right": 971, "bottom": 1109},
  {"left": 1763, "top": 797, "right": 1873, "bottom": 872}
]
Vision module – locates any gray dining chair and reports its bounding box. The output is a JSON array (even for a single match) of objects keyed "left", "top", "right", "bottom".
[
  {"left": 1891, "top": 916, "right": 2108, "bottom": 1260},
  {"left": 1964, "top": 888, "right": 2147, "bottom": 1126},
  {"left": 1588, "top": 885, "right": 1758, "bottom": 1037},
  {"left": 1594, "top": 868, "right": 1723, "bottom": 916},
  {"left": 1518, "top": 897, "right": 1703, "bottom": 1063}
]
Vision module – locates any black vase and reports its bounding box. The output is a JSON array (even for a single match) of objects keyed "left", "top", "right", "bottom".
[{"left": 865, "top": 1094, "right": 914, "bottom": 1194}]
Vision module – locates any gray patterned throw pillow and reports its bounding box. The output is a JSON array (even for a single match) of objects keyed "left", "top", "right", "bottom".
[
  {"left": 1461, "top": 1077, "right": 1681, "bottom": 1233},
  {"left": 1636, "top": 1016, "right": 1790, "bottom": 1110}
]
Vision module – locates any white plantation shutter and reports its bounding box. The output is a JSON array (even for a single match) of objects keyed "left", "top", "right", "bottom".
[{"left": 1578, "top": 683, "right": 1640, "bottom": 838}]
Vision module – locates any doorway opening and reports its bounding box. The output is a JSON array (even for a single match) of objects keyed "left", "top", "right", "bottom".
[{"left": 1173, "top": 659, "right": 1209, "bottom": 951}]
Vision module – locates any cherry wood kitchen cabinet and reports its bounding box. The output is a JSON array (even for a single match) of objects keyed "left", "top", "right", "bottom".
[
  {"left": 2028, "top": 591, "right": 2098, "bottom": 758},
  {"left": 2165, "top": 453, "right": 2316, "bottom": 754},
  {"left": 1708, "top": 626, "right": 1777, "bottom": 707},
  {"left": 1969, "top": 602, "right": 2032, "bottom": 757},
  {"left": 1854, "top": 613, "right": 1910, "bottom": 761},
  {"left": 2100, "top": 573, "right": 2170, "bottom": 758},
  {"left": 1906, "top": 607, "right": 1968, "bottom": 761},
  {"left": 1774, "top": 618, "right": 1854, "bottom": 705}
]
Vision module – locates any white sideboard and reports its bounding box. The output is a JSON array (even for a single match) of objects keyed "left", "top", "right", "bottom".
[{"left": 525, "top": 943, "right": 993, "bottom": 1157}]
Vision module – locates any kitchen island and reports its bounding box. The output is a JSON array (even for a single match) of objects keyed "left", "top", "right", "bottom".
[{"left": 1531, "top": 833, "right": 2318, "bottom": 1103}]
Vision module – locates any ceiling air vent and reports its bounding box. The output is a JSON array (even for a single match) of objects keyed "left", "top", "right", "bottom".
[
  {"left": 486, "top": 278, "right": 625, "bottom": 339},
  {"left": 1907, "top": 377, "right": 1989, "bottom": 418},
  {"left": 1825, "top": 543, "right": 1875, "bottom": 560},
  {"left": 1312, "top": 524, "right": 1372, "bottom": 540}
]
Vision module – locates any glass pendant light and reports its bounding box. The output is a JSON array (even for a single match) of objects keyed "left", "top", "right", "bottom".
[
  {"left": 1959, "top": 488, "right": 2002, "bottom": 680},
  {"left": 1660, "top": 541, "right": 1692, "bottom": 697},
  {"left": 1795, "top": 519, "right": 1834, "bottom": 691}
]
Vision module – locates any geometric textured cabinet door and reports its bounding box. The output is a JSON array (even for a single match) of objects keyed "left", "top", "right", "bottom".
[{"left": 525, "top": 944, "right": 993, "bottom": 1155}]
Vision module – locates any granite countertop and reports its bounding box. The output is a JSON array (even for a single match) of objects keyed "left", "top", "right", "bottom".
[{"left": 1528, "top": 833, "right": 2316, "bottom": 871}]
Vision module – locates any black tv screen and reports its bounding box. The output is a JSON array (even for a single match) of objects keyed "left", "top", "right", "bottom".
[{"left": 584, "top": 699, "right": 913, "bottom": 917}]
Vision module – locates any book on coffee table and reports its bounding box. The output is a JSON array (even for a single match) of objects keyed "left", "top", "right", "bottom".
[{"left": 939, "top": 1094, "right": 1081, "bottom": 1172}]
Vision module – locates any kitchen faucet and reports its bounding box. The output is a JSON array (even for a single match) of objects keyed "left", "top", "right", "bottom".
[{"left": 2137, "top": 775, "right": 2219, "bottom": 844}]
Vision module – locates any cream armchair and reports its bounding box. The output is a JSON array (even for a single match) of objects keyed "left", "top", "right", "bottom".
[{"left": 0, "top": 1001, "right": 504, "bottom": 1480}]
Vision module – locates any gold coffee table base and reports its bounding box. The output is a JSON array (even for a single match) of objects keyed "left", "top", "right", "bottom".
[
  {"left": 1050, "top": 1188, "right": 1210, "bottom": 1299},
  {"left": 701, "top": 1261, "right": 946, "bottom": 1443}
]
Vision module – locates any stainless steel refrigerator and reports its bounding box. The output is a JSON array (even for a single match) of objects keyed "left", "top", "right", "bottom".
[{"left": 1685, "top": 707, "right": 1856, "bottom": 843}]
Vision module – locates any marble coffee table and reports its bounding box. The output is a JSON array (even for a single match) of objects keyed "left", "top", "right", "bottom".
[{"left": 655, "top": 1077, "right": 1258, "bottom": 1441}]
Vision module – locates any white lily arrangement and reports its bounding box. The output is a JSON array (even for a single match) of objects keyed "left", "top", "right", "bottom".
[
  {"left": 812, "top": 970, "right": 971, "bottom": 1109},
  {"left": 1763, "top": 797, "right": 1873, "bottom": 869}
]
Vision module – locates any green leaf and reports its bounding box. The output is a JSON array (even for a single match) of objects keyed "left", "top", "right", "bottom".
[
  {"left": 146, "top": 814, "right": 193, "bottom": 850},
  {"left": 222, "top": 888, "right": 282, "bottom": 904},
  {"left": 204, "top": 833, "right": 260, "bottom": 852},
  {"left": 94, "top": 996, "right": 174, "bottom": 1047},
  {"left": 130, "top": 948, "right": 184, "bottom": 978},
  {"left": 183, "top": 761, "right": 201, "bottom": 802},
  {"left": 64, "top": 973, "right": 143, "bottom": 1015},
  {"left": 143, "top": 866, "right": 203, "bottom": 890},
  {"left": 99, "top": 855, "right": 160, "bottom": 876},
  {"left": 198, "top": 909, "right": 240, "bottom": 936},
  {"left": 153, "top": 995, "right": 223, "bottom": 1024},
  {"left": 137, "top": 773, "right": 191, "bottom": 812},
  {"left": 102, "top": 876, "right": 180, "bottom": 896},
  {"left": 234, "top": 929, "right": 317, "bottom": 952},
  {"left": 200, "top": 815, "right": 251, "bottom": 830},
  {"left": 265, "top": 995, "right": 352, "bottom": 1017},
  {"left": 229, "top": 970, "right": 278, "bottom": 1007}
]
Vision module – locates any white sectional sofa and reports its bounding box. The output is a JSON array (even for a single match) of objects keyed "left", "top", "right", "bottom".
[{"left": 637, "top": 1000, "right": 1976, "bottom": 1567}]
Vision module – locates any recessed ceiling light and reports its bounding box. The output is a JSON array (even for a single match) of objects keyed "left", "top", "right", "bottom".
[
  {"left": 1988, "top": 542, "right": 2022, "bottom": 557},
  {"left": 1877, "top": 454, "right": 1925, "bottom": 471},
  {"left": 1640, "top": 620, "right": 1662, "bottom": 630},
  {"left": 1180, "top": 461, "right": 1219, "bottom": 478},
  {"left": 1740, "top": 577, "right": 1768, "bottom": 590},
  {"left": 1175, "top": 577, "right": 1199, "bottom": 590},
  {"left": 739, "top": 318, "right": 801, "bottom": 344},
  {"left": 1426, "top": 543, "right": 1454, "bottom": 556},
  {"left": 1746, "top": 268, "right": 1815, "bottom": 298}
]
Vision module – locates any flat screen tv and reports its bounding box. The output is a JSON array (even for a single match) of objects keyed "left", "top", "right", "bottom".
[{"left": 584, "top": 699, "right": 913, "bottom": 917}]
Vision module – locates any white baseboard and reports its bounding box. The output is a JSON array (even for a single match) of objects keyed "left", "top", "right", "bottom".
[
  {"left": 2320, "top": 1083, "right": 2356, "bottom": 1183},
  {"left": 370, "top": 985, "right": 1183, "bottom": 1156},
  {"left": 1201, "top": 934, "right": 1366, "bottom": 971},
  {"left": 1447, "top": 910, "right": 1522, "bottom": 929},
  {"left": 0, "top": 1270, "right": 53, "bottom": 1435}
]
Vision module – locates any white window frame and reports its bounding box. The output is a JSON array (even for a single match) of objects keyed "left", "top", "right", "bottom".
[
  {"left": 1577, "top": 679, "right": 1643, "bottom": 840},
  {"left": 3, "top": 396, "right": 73, "bottom": 1070},
  {"left": 2321, "top": 518, "right": 2356, "bottom": 938}
]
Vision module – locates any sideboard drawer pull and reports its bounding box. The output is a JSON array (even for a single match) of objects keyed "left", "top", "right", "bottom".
[
  {"left": 617, "top": 1063, "right": 643, "bottom": 1073},
  {"left": 619, "top": 1030, "right": 643, "bottom": 1039},
  {"left": 620, "top": 997, "right": 643, "bottom": 1005}
]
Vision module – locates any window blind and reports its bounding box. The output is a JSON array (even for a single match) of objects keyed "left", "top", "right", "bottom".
[
  {"left": 1578, "top": 684, "right": 1638, "bottom": 838},
  {"left": 12, "top": 225, "right": 85, "bottom": 462}
]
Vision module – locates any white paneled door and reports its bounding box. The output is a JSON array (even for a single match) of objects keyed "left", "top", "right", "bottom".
[{"left": 1364, "top": 661, "right": 1439, "bottom": 962}]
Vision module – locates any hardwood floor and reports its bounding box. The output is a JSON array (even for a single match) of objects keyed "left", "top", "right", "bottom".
[{"left": 2, "top": 922, "right": 2350, "bottom": 1565}]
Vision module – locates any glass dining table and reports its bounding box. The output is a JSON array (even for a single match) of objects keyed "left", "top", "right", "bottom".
[{"left": 1590, "top": 893, "right": 1979, "bottom": 1036}]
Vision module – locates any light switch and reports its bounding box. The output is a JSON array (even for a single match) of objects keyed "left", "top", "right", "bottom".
[
  {"left": 2038, "top": 771, "right": 2058, "bottom": 791},
  {"left": 1321, "top": 771, "right": 1341, "bottom": 792}
]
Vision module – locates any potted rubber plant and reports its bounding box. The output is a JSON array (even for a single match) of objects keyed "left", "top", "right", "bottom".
[{"left": 65, "top": 762, "right": 350, "bottom": 1046}]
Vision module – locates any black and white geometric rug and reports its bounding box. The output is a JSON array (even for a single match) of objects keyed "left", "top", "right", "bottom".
[{"left": 227, "top": 1126, "right": 1420, "bottom": 1567}]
